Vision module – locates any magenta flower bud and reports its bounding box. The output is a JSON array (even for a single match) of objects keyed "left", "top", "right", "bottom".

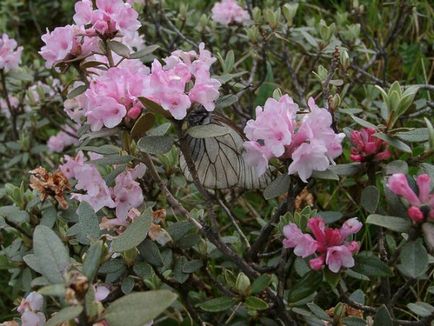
[
  {"left": 416, "top": 174, "right": 431, "bottom": 203},
  {"left": 407, "top": 206, "right": 424, "bottom": 223},
  {"left": 309, "top": 256, "right": 325, "bottom": 270}
]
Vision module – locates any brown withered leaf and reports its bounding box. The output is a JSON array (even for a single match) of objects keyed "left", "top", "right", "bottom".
[
  {"left": 295, "top": 187, "right": 314, "bottom": 211},
  {"left": 148, "top": 223, "right": 172, "bottom": 246},
  {"left": 326, "top": 304, "right": 364, "bottom": 325},
  {"left": 152, "top": 208, "right": 166, "bottom": 224},
  {"left": 29, "top": 167, "right": 71, "bottom": 209}
]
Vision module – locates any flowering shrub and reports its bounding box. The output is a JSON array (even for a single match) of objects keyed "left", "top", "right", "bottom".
[{"left": 0, "top": 1, "right": 433, "bottom": 326}]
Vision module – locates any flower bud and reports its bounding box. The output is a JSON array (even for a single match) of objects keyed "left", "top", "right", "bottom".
[
  {"left": 282, "top": 3, "right": 299, "bottom": 26},
  {"left": 408, "top": 206, "right": 424, "bottom": 223},
  {"left": 235, "top": 272, "right": 251, "bottom": 295}
]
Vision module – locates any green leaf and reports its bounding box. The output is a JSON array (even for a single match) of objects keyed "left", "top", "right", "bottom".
[
  {"left": 112, "top": 209, "right": 152, "bottom": 252},
  {"left": 244, "top": 296, "right": 269, "bottom": 311},
  {"left": 330, "top": 163, "right": 361, "bottom": 176},
  {"left": 181, "top": 259, "right": 203, "bottom": 273},
  {"left": 130, "top": 45, "right": 160, "bottom": 59},
  {"left": 396, "top": 128, "right": 429, "bottom": 143},
  {"left": 312, "top": 169, "right": 339, "bottom": 181},
  {"left": 407, "top": 302, "right": 434, "bottom": 317},
  {"left": 77, "top": 202, "right": 100, "bottom": 245},
  {"left": 91, "top": 155, "right": 133, "bottom": 165},
  {"left": 375, "top": 132, "right": 412, "bottom": 153},
  {"left": 422, "top": 223, "right": 434, "bottom": 253},
  {"left": 83, "top": 241, "right": 103, "bottom": 282},
  {"left": 104, "top": 291, "right": 177, "bottom": 326},
  {"left": 121, "top": 276, "right": 135, "bottom": 294},
  {"left": 137, "top": 135, "right": 174, "bottom": 155},
  {"left": 215, "top": 94, "right": 238, "bottom": 109},
  {"left": 366, "top": 214, "right": 411, "bottom": 232},
  {"left": 361, "top": 186, "right": 379, "bottom": 213},
  {"left": 343, "top": 317, "right": 368, "bottom": 326},
  {"left": 147, "top": 123, "right": 171, "bottom": 136},
  {"left": 130, "top": 113, "right": 155, "bottom": 140},
  {"left": 187, "top": 124, "right": 231, "bottom": 138},
  {"left": 397, "top": 239, "right": 428, "bottom": 279},
  {"left": 263, "top": 174, "right": 291, "bottom": 200},
  {"left": 138, "top": 97, "right": 171, "bottom": 118},
  {"left": 251, "top": 274, "right": 272, "bottom": 294},
  {"left": 23, "top": 254, "right": 42, "bottom": 273},
  {"left": 0, "top": 205, "right": 29, "bottom": 224},
  {"left": 373, "top": 305, "right": 393, "bottom": 326},
  {"left": 67, "top": 85, "right": 87, "bottom": 99},
  {"left": 352, "top": 254, "right": 392, "bottom": 277},
  {"left": 307, "top": 302, "right": 331, "bottom": 321},
  {"left": 80, "top": 145, "right": 121, "bottom": 155},
  {"left": 351, "top": 115, "right": 377, "bottom": 129},
  {"left": 108, "top": 40, "right": 130, "bottom": 58},
  {"left": 197, "top": 297, "right": 235, "bottom": 312},
  {"left": 288, "top": 271, "right": 322, "bottom": 303},
  {"left": 46, "top": 306, "right": 83, "bottom": 326},
  {"left": 33, "top": 225, "right": 69, "bottom": 284},
  {"left": 38, "top": 284, "right": 66, "bottom": 297},
  {"left": 138, "top": 239, "right": 163, "bottom": 266}
]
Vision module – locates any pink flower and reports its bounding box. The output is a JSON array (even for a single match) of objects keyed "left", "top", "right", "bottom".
[
  {"left": 242, "top": 141, "right": 271, "bottom": 177},
  {"left": 350, "top": 128, "right": 391, "bottom": 162},
  {"left": 387, "top": 173, "right": 434, "bottom": 223},
  {"left": 47, "top": 126, "right": 79, "bottom": 153},
  {"left": 39, "top": 25, "right": 97, "bottom": 68},
  {"left": 21, "top": 311, "right": 46, "bottom": 326},
  {"left": 243, "top": 96, "right": 344, "bottom": 182},
  {"left": 325, "top": 245, "right": 355, "bottom": 273},
  {"left": 244, "top": 95, "right": 297, "bottom": 158},
  {"left": 211, "top": 0, "right": 250, "bottom": 26},
  {"left": 94, "top": 285, "right": 110, "bottom": 301},
  {"left": 60, "top": 151, "right": 85, "bottom": 179},
  {"left": 188, "top": 71, "right": 221, "bottom": 111},
  {"left": 17, "top": 292, "right": 44, "bottom": 314},
  {"left": 0, "top": 33, "right": 22, "bottom": 71},
  {"left": 112, "top": 164, "right": 146, "bottom": 221},
  {"left": 84, "top": 66, "right": 147, "bottom": 130},
  {"left": 283, "top": 216, "right": 362, "bottom": 273},
  {"left": 283, "top": 224, "right": 318, "bottom": 258},
  {"left": 0, "top": 95, "right": 19, "bottom": 118},
  {"left": 74, "top": 0, "right": 140, "bottom": 38}
]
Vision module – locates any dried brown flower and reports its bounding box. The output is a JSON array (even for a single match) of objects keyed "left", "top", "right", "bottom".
[
  {"left": 295, "top": 187, "right": 314, "bottom": 211},
  {"left": 29, "top": 167, "right": 71, "bottom": 209}
]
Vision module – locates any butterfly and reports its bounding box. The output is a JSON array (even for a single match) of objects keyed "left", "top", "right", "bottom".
[{"left": 179, "top": 108, "right": 271, "bottom": 190}]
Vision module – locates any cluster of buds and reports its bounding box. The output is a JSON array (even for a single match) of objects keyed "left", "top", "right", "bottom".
[{"left": 350, "top": 128, "right": 391, "bottom": 162}]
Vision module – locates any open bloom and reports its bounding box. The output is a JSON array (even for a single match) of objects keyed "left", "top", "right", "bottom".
[
  {"left": 387, "top": 173, "right": 434, "bottom": 223},
  {"left": 283, "top": 216, "right": 362, "bottom": 273},
  {"left": 39, "top": 25, "right": 97, "bottom": 68},
  {"left": 17, "top": 292, "right": 46, "bottom": 326},
  {"left": 0, "top": 33, "right": 22, "bottom": 71},
  {"left": 47, "top": 125, "right": 79, "bottom": 153},
  {"left": 350, "top": 128, "right": 391, "bottom": 162},
  {"left": 243, "top": 96, "right": 344, "bottom": 182},
  {"left": 74, "top": 0, "right": 140, "bottom": 38},
  {"left": 211, "top": 0, "right": 250, "bottom": 26}
]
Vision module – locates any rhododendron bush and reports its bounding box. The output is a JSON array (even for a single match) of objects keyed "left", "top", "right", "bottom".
[{"left": 0, "top": 0, "right": 433, "bottom": 325}]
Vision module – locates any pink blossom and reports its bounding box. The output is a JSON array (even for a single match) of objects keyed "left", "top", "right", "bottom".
[
  {"left": 112, "top": 164, "right": 146, "bottom": 221},
  {"left": 74, "top": 0, "right": 140, "bottom": 38},
  {"left": 325, "top": 245, "right": 355, "bottom": 273},
  {"left": 94, "top": 285, "right": 110, "bottom": 301},
  {"left": 282, "top": 216, "right": 362, "bottom": 273},
  {"left": 243, "top": 96, "right": 344, "bottom": 182},
  {"left": 47, "top": 126, "right": 79, "bottom": 153},
  {"left": 387, "top": 173, "right": 434, "bottom": 223},
  {"left": 84, "top": 66, "right": 147, "bottom": 130},
  {"left": 242, "top": 141, "right": 271, "bottom": 177},
  {"left": 0, "top": 95, "right": 19, "bottom": 118},
  {"left": 350, "top": 128, "right": 391, "bottom": 162},
  {"left": 211, "top": 0, "right": 250, "bottom": 26},
  {"left": 0, "top": 33, "right": 22, "bottom": 71},
  {"left": 17, "top": 292, "right": 44, "bottom": 314},
  {"left": 21, "top": 311, "right": 46, "bottom": 326},
  {"left": 39, "top": 25, "right": 97, "bottom": 68},
  {"left": 60, "top": 151, "right": 86, "bottom": 179},
  {"left": 244, "top": 95, "right": 297, "bottom": 158},
  {"left": 188, "top": 70, "right": 221, "bottom": 111}
]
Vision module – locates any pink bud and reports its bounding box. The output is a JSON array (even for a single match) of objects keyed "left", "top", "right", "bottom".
[
  {"left": 416, "top": 174, "right": 431, "bottom": 203},
  {"left": 127, "top": 106, "right": 142, "bottom": 119},
  {"left": 387, "top": 173, "right": 421, "bottom": 206},
  {"left": 309, "top": 256, "right": 325, "bottom": 270},
  {"left": 407, "top": 206, "right": 424, "bottom": 223}
]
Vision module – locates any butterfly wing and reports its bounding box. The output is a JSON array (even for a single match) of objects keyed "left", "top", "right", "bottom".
[{"left": 180, "top": 119, "right": 272, "bottom": 190}]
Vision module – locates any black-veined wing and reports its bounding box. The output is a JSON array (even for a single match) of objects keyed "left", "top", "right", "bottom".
[{"left": 179, "top": 114, "right": 272, "bottom": 190}]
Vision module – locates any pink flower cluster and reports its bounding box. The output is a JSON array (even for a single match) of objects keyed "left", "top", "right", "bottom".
[
  {"left": 143, "top": 43, "right": 221, "bottom": 120},
  {"left": 211, "top": 0, "right": 250, "bottom": 26},
  {"left": 243, "top": 96, "right": 345, "bottom": 182},
  {"left": 47, "top": 125, "right": 79, "bottom": 152},
  {"left": 84, "top": 66, "right": 147, "bottom": 131},
  {"left": 74, "top": 0, "right": 140, "bottom": 38},
  {"left": 350, "top": 128, "right": 391, "bottom": 162},
  {"left": 39, "top": 25, "right": 97, "bottom": 68},
  {"left": 17, "top": 292, "right": 46, "bottom": 326},
  {"left": 60, "top": 152, "right": 146, "bottom": 221},
  {"left": 283, "top": 217, "right": 362, "bottom": 273},
  {"left": 387, "top": 173, "right": 433, "bottom": 223},
  {"left": 40, "top": 0, "right": 141, "bottom": 68},
  {"left": 0, "top": 95, "right": 19, "bottom": 118},
  {"left": 0, "top": 33, "right": 22, "bottom": 71}
]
